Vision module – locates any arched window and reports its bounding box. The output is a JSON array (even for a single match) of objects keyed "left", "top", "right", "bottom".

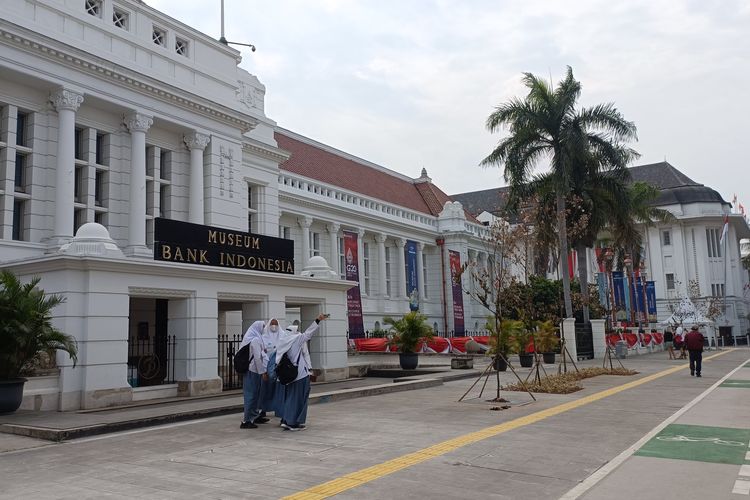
[{"left": 374, "top": 321, "right": 381, "bottom": 331}]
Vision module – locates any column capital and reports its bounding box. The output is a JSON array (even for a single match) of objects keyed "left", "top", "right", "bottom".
[
  {"left": 298, "top": 216, "right": 313, "bottom": 228},
  {"left": 328, "top": 222, "right": 341, "bottom": 234},
  {"left": 50, "top": 88, "right": 84, "bottom": 112},
  {"left": 416, "top": 241, "right": 424, "bottom": 251},
  {"left": 395, "top": 238, "right": 406, "bottom": 248},
  {"left": 184, "top": 131, "right": 210, "bottom": 151},
  {"left": 375, "top": 233, "right": 387, "bottom": 244},
  {"left": 125, "top": 112, "right": 154, "bottom": 133},
  {"left": 357, "top": 228, "right": 366, "bottom": 238}
]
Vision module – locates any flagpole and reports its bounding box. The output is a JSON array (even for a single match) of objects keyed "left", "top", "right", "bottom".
[{"left": 723, "top": 216, "right": 728, "bottom": 348}]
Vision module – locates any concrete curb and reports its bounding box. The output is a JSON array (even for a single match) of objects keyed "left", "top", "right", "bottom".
[{"left": 0, "top": 378, "right": 443, "bottom": 442}]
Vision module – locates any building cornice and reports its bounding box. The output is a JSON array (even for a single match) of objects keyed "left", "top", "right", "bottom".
[
  {"left": 0, "top": 255, "right": 355, "bottom": 291},
  {"left": 242, "top": 138, "right": 291, "bottom": 164},
  {"left": 0, "top": 22, "right": 259, "bottom": 133}
]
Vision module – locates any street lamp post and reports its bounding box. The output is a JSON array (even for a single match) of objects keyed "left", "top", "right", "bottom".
[
  {"left": 624, "top": 255, "right": 636, "bottom": 326},
  {"left": 605, "top": 248, "right": 616, "bottom": 327},
  {"left": 640, "top": 261, "right": 649, "bottom": 327}
]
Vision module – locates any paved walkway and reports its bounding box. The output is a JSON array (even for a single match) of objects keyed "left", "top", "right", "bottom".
[
  {"left": 0, "top": 349, "right": 746, "bottom": 499},
  {"left": 566, "top": 355, "right": 750, "bottom": 500}
]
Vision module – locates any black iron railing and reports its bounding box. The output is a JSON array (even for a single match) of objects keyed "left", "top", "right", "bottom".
[
  {"left": 218, "top": 333, "right": 244, "bottom": 390},
  {"left": 127, "top": 335, "right": 176, "bottom": 387}
]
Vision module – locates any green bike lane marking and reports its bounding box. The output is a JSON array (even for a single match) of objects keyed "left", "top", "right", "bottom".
[
  {"left": 635, "top": 423, "right": 750, "bottom": 465},
  {"left": 720, "top": 379, "right": 750, "bottom": 388}
]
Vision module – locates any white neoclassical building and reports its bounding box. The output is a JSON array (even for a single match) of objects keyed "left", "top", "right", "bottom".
[
  {"left": 0, "top": 0, "right": 492, "bottom": 410},
  {"left": 454, "top": 162, "right": 750, "bottom": 341}
]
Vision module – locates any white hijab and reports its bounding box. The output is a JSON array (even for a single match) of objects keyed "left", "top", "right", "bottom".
[
  {"left": 262, "top": 318, "right": 281, "bottom": 354},
  {"left": 239, "top": 320, "right": 265, "bottom": 350},
  {"left": 276, "top": 325, "right": 299, "bottom": 361},
  {"left": 276, "top": 325, "right": 312, "bottom": 368}
]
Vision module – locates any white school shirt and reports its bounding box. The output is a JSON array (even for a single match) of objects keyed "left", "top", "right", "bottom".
[{"left": 248, "top": 337, "right": 268, "bottom": 375}]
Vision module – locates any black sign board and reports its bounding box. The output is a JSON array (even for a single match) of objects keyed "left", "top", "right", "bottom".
[{"left": 153, "top": 218, "right": 294, "bottom": 275}]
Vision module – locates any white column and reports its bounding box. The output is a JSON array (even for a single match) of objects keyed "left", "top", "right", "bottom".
[
  {"left": 299, "top": 216, "right": 312, "bottom": 270},
  {"left": 416, "top": 242, "right": 426, "bottom": 302},
  {"left": 376, "top": 233, "right": 387, "bottom": 297},
  {"left": 184, "top": 131, "right": 210, "bottom": 225},
  {"left": 328, "top": 223, "right": 340, "bottom": 276},
  {"left": 125, "top": 112, "right": 153, "bottom": 256},
  {"left": 395, "top": 238, "right": 407, "bottom": 298},
  {"left": 50, "top": 88, "right": 84, "bottom": 245}
]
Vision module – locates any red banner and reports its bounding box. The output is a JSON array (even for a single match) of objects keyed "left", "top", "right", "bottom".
[{"left": 344, "top": 231, "right": 365, "bottom": 338}]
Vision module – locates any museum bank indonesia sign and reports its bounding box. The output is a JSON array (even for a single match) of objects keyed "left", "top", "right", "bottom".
[{"left": 154, "top": 218, "right": 294, "bottom": 274}]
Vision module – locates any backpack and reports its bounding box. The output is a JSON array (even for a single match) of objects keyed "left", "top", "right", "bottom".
[
  {"left": 276, "top": 349, "right": 302, "bottom": 385},
  {"left": 233, "top": 344, "right": 254, "bottom": 374}
]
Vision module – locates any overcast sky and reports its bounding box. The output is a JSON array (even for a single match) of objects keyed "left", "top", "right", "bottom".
[{"left": 149, "top": 0, "right": 749, "bottom": 207}]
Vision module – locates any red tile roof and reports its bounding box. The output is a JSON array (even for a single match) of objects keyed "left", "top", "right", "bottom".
[
  {"left": 276, "top": 131, "right": 439, "bottom": 216},
  {"left": 275, "top": 131, "right": 479, "bottom": 223}
]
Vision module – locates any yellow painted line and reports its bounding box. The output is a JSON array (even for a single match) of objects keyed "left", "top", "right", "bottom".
[{"left": 282, "top": 349, "right": 735, "bottom": 500}]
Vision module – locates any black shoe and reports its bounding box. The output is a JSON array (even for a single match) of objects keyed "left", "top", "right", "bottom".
[
  {"left": 696, "top": 374, "right": 702, "bottom": 377},
  {"left": 690, "top": 372, "right": 694, "bottom": 376},
  {"left": 255, "top": 417, "right": 270, "bottom": 424},
  {"left": 240, "top": 421, "right": 258, "bottom": 429}
]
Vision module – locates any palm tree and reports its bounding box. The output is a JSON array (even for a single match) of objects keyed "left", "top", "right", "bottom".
[
  {"left": 482, "top": 67, "right": 637, "bottom": 320},
  {"left": 0, "top": 270, "right": 77, "bottom": 380},
  {"left": 609, "top": 181, "right": 675, "bottom": 268}
]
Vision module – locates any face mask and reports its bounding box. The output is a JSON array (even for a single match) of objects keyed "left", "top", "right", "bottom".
[{"left": 270, "top": 326, "right": 278, "bottom": 333}]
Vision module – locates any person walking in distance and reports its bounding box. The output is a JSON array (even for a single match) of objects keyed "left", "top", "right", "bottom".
[
  {"left": 684, "top": 325, "right": 705, "bottom": 377},
  {"left": 664, "top": 327, "right": 676, "bottom": 360},
  {"left": 239, "top": 320, "right": 269, "bottom": 429}
]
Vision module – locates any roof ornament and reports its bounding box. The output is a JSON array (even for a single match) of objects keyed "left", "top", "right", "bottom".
[{"left": 415, "top": 167, "right": 431, "bottom": 184}]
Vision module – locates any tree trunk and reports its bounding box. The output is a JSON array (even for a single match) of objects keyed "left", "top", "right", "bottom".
[
  {"left": 576, "top": 242, "right": 590, "bottom": 323},
  {"left": 556, "top": 193, "right": 574, "bottom": 318}
]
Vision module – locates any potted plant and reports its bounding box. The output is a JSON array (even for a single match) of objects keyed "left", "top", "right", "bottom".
[
  {"left": 384, "top": 311, "right": 433, "bottom": 370},
  {"left": 534, "top": 320, "right": 560, "bottom": 364},
  {"left": 486, "top": 318, "right": 522, "bottom": 372},
  {"left": 514, "top": 329, "right": 534, "bottom": 368},
  {"left": 0, "top": 271, "right": 78, "bottom": 413}
]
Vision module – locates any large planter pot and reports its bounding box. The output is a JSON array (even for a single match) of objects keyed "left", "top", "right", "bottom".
[
  {"left": 0, "top": 378, "right": 27, "bottom": 414},
  {"left": 493, "top": 356, "right": 508, "bottom": 372},
  {"left": 519, "top": 353, "right": 534, "bottom": 368},
  {"left": 399, "top": 352, "right": 419, "bottom": 370},
  {"left": 542, "top": 352, "right": 556, "bottom": 364}
]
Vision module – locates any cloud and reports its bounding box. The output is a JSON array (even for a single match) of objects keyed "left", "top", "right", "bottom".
[{"left": 147, "top": 0, "right": 750, "bottom": 203}]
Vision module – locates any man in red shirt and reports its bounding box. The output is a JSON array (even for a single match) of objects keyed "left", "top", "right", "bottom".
[{"left": 684, "top": 325, "right": 705, "bottom": 377}]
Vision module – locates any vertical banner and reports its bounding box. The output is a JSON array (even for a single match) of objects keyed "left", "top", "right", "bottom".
[
  {"left": 646, "top": 281, "right": 657, "bottom": 322},
  {"left": 612, "top": 271, "right": 626, "bottom": 321},
  {"left": 597, "top": 272, "right": 608, "bottom": 310},
  {"left": 632, "top": 276, "right": 646, "bottom": 322},
  {"left": 448, "top": 250, "right": 465, "bottom": 336},
  {"left": 594, "top": 247, "right": 605, "bottom": 272},
  {"left": 343, "top": 231, "right": 365, "bottom": 338},
  {"left": 405, "top": 240, "right": 419, "bottom": 311}
]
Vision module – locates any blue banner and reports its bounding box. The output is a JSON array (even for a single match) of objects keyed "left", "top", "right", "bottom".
[
  {"left": 597, "top": 272, "right": 608, "bottom": 310},
  {"left": 632, "top": 276, "right": 646, "bottom": 322},
  {"left": 646, "top": 281, "right": 657, "bottom": 323},
  {"left": 612, "top": 271, "right": 626, "bottom": 321},
  {"left": 405, "top": 240, "right": 419, "bottom": 311}
]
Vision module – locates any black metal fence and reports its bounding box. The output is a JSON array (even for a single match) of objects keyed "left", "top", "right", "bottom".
[
  {"left": 218, "top": 333, "right": 244, "bottom": 390},
  {"left": 574, "top": 322, "right": 594, "bottom": 360},
  {"left": 127, "top": 335, "right": 176, "bottom": 387}
]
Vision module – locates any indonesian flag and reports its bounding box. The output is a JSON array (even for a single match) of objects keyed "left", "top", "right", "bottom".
[{"left": 719, "top": 214, "right": 729, "bottom": 245}]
